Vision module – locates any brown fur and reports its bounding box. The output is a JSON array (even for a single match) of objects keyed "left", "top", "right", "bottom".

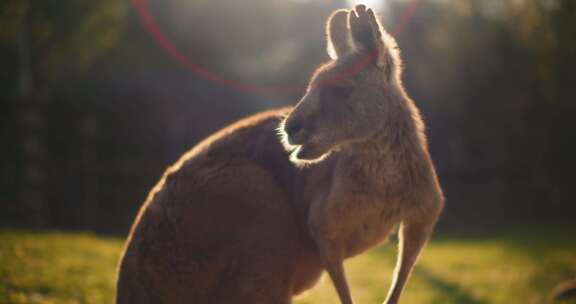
[{"left": 116, "top": 5, "right": 444, "bottom": 304}]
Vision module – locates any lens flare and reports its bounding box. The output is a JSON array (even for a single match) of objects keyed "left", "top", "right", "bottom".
[{"left": 132, "top": 0, "right": 420, "bottom": 95}]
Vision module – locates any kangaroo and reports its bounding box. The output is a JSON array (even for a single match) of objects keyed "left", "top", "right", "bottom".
[{"left": 116, "top": 5, "right": 444, "bottom": 304}]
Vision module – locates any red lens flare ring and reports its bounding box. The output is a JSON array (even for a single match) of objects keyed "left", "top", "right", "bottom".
[{"left": 132, "top": 0, "right": 420, "bottom": 95}]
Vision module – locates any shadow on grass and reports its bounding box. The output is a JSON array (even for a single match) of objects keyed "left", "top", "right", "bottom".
[
  {"left": 372, "top": 245, "right": 485, "bottom": 304},
  {"left": 414, "top": 266, "right": 487, "bottom": 304}
]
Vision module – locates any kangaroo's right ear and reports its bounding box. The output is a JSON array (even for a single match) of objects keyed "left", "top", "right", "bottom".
[
  {"left": 326, "top": 9, "right": 352, "bottom": 60},
  {"left": 349, "top": 5, "right": 399, "bottom": 72}
]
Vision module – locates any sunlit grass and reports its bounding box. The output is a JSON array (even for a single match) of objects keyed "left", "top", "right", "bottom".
[
  {"left": 0, "top": 228, "right": 575, "bottom": 304},
  {"left": 298, "top": 229, "right": 576, "bottom": 304},
  {"left": 0, "top": 230, "right": 123, "bottom": 304}
]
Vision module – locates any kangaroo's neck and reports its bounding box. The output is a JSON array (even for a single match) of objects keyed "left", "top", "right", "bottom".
[
  {"left": 340, "top": 90, "right": 430, "bottom": 185},
  {"left": 360, "top": 87, "right": 426, "bottom": 154}
]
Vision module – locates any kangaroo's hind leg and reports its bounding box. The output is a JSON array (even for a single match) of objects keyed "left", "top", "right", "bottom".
[
  {"left": 191, "top": 163, "right": 302, "bottom": 304},
  {"left": 214, "top": 257, "right": 294, "bottom": 304}
]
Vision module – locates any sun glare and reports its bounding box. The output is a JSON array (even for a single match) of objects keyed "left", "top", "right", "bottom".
[{"left": 347, "top": 0, "right": 387, "bottom": 12}]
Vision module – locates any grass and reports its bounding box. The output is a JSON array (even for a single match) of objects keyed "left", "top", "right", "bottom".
[{"left": 0, "top": 228, "right": 575, "bottom": 304}]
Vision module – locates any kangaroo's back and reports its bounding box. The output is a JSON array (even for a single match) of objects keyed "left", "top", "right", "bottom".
[{"left": 117, "top": 108, "right": 325, "bottom": 304}]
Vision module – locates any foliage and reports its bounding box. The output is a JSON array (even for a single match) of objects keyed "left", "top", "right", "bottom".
[{"left": 0, "top": 0, "right": 128, "bottom": 89}]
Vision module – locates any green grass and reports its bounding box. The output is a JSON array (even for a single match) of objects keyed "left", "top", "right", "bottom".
[
  {"left": 0, "top": 230, "right": 122, "bottom": 304},
  {"left": 1, "top": 228, "right": 575, "bottom": 304}
]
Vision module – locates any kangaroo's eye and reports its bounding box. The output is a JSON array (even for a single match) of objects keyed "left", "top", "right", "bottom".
[{"left": 324, "top": 86, "right": 353, "bottom": 101}]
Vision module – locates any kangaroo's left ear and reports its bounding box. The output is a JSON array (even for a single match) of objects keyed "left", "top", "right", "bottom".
[
  {"left": 349, "top": 5, "right": 399, "bottom": 72},
  {"left": 326, "top": 9, "right": 353, "bottom": 60}
]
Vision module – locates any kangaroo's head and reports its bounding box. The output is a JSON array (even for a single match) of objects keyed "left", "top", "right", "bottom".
[{"left": 281, "top": 5, "right": 402, "bottom": 165}]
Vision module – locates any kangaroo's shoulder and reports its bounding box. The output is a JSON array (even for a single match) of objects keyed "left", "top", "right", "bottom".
[
  {"left": 193, "top": 107, "right": 292, "bottom": 157},
  {"left": 163, "top": 107, "right": 293, "bottom": 180}
]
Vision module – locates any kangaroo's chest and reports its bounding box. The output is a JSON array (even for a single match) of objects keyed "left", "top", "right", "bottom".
[
  {"left": 339, "top": 192, "right": 406, "bottom": 258},
  {"left": 311, "top": 162, "right": 417, "bottom": 258}
]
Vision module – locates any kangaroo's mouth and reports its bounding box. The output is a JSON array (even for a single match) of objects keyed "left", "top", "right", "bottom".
[
  {"left": 296, "top": 144, "right": 322, "bottom": 159},
  {"left": 290, "top": 142, "right": 332, "bottom": 165},
  {"left": 277, "top": 120, "right": 331, "bottom": 164}
]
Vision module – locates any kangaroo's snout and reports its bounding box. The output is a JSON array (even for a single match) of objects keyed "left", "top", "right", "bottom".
[{"left": 284, "top": 118, "right": 309, "bottom": 145}]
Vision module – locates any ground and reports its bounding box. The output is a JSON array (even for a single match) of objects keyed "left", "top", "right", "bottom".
[{"left": 0, "top": 228, "right": 575, "bottom": 304}]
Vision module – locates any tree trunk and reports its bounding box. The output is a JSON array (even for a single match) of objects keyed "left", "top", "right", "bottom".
[{"left": 16, "top": 0, "right": 47, "bottom": 227}]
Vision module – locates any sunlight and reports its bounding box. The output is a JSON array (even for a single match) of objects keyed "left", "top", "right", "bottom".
[{"left": 347, "top": 0, "right": 387, "bottom": 12}]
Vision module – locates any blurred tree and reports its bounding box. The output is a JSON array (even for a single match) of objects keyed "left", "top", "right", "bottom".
[
  {"left": 1, "top": 0, "right": 574, "bottom": 233},
  {"left": 0, "top": 0, "right": 127, "bottom": 226},
  {"left": 0, "top": 0, "right": 127, "bottom": 94}
]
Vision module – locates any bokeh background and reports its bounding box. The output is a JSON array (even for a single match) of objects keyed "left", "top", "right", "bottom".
[
  {"left": 2, "top": 0, "right": 575, "bottom": 234},
  {"left": 1, "top": 0, "right": 576, "bottom": 303}
]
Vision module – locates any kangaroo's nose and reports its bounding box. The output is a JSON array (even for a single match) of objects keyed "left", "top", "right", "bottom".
[
  {"left": 286, "top": 120, "right": 303, "bottom": 137},
  {"left": 285, "top": 120, "right": 307, "bottom": 144}
]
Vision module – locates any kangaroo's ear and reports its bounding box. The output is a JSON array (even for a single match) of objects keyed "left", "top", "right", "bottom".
[
  {"left": 349, "top": 5, "right": 398, "bottom": 71},
  {"left": 326, "top": 9, "right": 352, "bottom": 60}
]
